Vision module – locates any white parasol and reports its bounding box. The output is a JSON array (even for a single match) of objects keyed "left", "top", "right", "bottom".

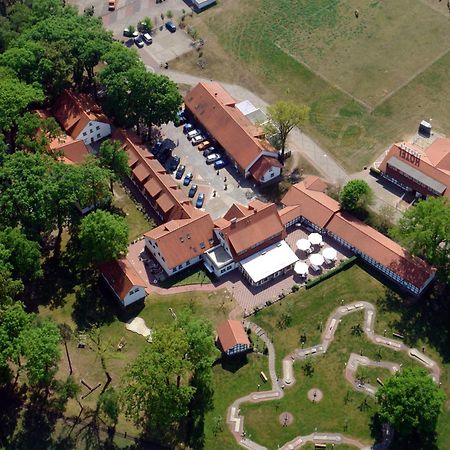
[
  {"left": 308, "top": 233, "right": 323, "bottom": 246},
  {"left": 294, "top": 261, "right": 309, "bottom": 276},
  {"left": 322, "top": 247, "right": 337, "bottom": 261},
  {"left": 296, "top": 239, "right": 311, "bottom": 252},
  {"left": 309, "top": 253, "right": 325, "bottom": 267}
]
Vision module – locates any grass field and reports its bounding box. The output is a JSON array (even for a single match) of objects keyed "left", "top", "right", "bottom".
[
  {"left": 159, "top": 264, "right": 215, "bottom": 288},
  {"left": 172, "top": 0, "right": 450, "bottom": 172},
  {"left": 238, "top": 265, "right": 450, "bottom": 449}
]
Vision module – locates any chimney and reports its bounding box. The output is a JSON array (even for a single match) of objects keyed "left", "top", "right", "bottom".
[{"left": 230, "top": 218, "right": 237, "bottom": 228}]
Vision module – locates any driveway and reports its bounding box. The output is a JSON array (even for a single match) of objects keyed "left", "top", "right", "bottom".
[{"left": 160, "top": 122, "right": 257, "bottom": 219}]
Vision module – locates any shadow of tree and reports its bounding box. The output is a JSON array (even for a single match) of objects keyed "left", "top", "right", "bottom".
[
  {"left": 0, "top": 384, "right": 27, "bottom": 445},
  {"left": 218, "top": 353, "right": 249, "bottom": 373},
  {"left": 377, "top": 286, "right": 450, "bottom": 363}
]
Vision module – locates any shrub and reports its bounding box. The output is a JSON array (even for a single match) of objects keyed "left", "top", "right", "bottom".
[
  {"left": 306, "top": 256, "right": 357, "bottom": 289},
  {"left": 292, "top": 284, "right": 300, "bottom": 292}
]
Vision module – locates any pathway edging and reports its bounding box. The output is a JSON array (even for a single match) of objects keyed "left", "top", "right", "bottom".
[{"left": 226, "top": 301, "right": 440, "bottom": 450}]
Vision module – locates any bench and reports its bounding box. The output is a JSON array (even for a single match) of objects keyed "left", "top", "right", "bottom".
[
  {"left": 392, "top": 332, "right": 404, "bottom": 339},
  {"left": 377, "top": 377, "right": 384, "bottom": 386},
  {"left": 260, "top": 371, "right": 268, "bottom": 383},
  {"left": 315, "top": 444, "right": 327, "bottom": 449}
]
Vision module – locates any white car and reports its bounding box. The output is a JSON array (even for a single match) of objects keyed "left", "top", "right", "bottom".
[
  {"left": 206, "top": 153, "right": 221, "bottom": 164},
  {"left": 191, "top": 134, "right": 205, "bottom": 145},
  {"left": 187, "top": 129, "right": 200, "bottom": 140}
]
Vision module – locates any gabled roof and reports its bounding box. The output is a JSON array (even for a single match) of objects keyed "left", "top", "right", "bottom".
[
  {"left": 113, "top": 129, "right": 193, "bottom": 221},
  {"left": 218, "top": 200, "right": 285, "bottom": 257},
  {"left": 278, "top": 205, "right": 302, "bottom": 226},
  {"left": 52, "top": 90, "right": 110, "bottom": 139},
  {"left": 144, "top": 213, "right": 216, "bottom": 269},
  {"left": 326, "top": 212, "right": 434, "bottom": 289},
  {"left": 379, "top": 142, "right": 450, "bottom": 199},
  {"left": 101, "top": 258, "right": 148, "bottom": 300},
  {"left": 281, "top": 176, "right": 340, "bottom": 228},
  {"left": 184, "top": 82, "right": 277, "bottom": 172},
  {"left": 249, "top": 155, "right": 282, "bottom": 182},
  {"left": 216, "top": 320, "right": 250, "bottom": 353}
]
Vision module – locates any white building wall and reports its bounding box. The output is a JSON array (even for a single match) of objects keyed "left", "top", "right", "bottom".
[
  {"left": 77, "top": 121, "right": 111, "bottom": 145},
  {"left": 245, "top": 151, "right": 279, "bottom": 175},
  {"left": 123, "top": 286, "right": 146, "bottom": 307},
  {"left": 259, "top": 165, "right": 282, "bottom": 183}
]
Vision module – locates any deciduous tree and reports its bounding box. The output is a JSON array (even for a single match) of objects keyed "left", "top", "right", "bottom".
[
  {"left": 339, "top": 179, "right": 373, "bottom": 212},
  {"left": 376, "top": 367, "right": 445, "bottom": 437},
  {"left": 79, "top": 210, "right": 128, "bottom": 264},
  {"left": 391, "top": 196, "right": 450, "bottom": 283},
  {"left": 265, "top": 100, "right": 310, "bottom": 160},
  {"left": 98, "top": 139, "right": 130, "bottom": 193}
]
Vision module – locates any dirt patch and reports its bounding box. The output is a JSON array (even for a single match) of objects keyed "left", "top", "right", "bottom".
[
  {"left": 278, "top": 412, "right": 294, "bottom": 426},
  {"left": 307, "top": 388, "right": 323, "bottom": 403}
]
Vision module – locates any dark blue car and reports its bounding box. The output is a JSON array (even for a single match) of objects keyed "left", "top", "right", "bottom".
[
  {"left": 213, "top": 159, "right": 229, "bottom": 170},
  {"left": 183, "top": 172, "right": 193, "bottom": 186},
  {"left": 166, "top": 22, "right": 176, "bottom": 33},
  {"left": 196, "top": 192, "right": 205, "bottom": 208}
]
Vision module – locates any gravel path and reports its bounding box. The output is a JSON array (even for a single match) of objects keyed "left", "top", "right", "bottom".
[{"left": 226, "top": 301, "right": 441, "bottom": 450}]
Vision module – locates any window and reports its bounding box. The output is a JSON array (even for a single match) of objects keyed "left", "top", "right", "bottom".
[
  {"left": 96, "top": 125, "right": 100, "bottom": 130},
  {"left": 270, "top": 173, "right": 275, "bottom": 178},
  {"left": 97, "top": 133, "right": 101, "bottom": 138},
  {"left": 82, "top": 131, "right": 87, "bottom": 137},
  {"left": 90, "top": 129, "right": 93, "bottom": 134}
]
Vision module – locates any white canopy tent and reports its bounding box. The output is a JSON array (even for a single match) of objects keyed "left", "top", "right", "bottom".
[
  {"left": 309, "top": 253, "right": 324, "bottom": 270},
  {"left": 308, "top": 233, "right": 323, "bottom": 246},
  {"left": 322, "top": 247, "right": 337, "bottom": 262},
  {"left": 294, "top": 261, "right": 309, "bottom": 276},
  {"left": 296, "top": 239, "right": 311, "bottom": 252}
]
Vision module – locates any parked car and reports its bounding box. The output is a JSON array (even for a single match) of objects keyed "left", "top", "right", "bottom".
[
  {"left": 152, "top": 140, "right": 163, "bottom": 155},
  {"left": 158, "top": 150, "right": 171, "bottom": 165},
  {"left": 188, "top": 184, "right": 198, "bottom": 198},
  {"left": 206, "top": 153, "right": 221, "bottom": 164},
  {"left": 183, "top": 172, "right": 193, "bottom": 186},
  {"left": 168, "top": 155, "right": 180, "bottom": 172},
  {"left": 108, "top": 0, "right": 116, "bottom": 10},
  {"left": 183, "top": 123, "right": 193, "bottom": 134},
  {"left": 174, "top": 111, "right": 186, "bottom": 127},
  {"left": 175, "top": 165, "right": 186, "bottom": 179},
  {"left": 123, "top": 28, "right": 139, "bottom": 38},
  {"left": 187, "top": 129, "right": 200, "bottom": 140},
  {"left": 142, "top": 33, "right": 152, "bottom": 44},
  {"left": 202, "top": 146, "right": 215, "bottom": 157},
  {"left": 166, "top": 21, "right": 176, "bottom": 33},
  {"left": 196, "top": 192, "right": 205, "bottom": 208},
  {"left": 191, "top": 134, "right": 205, "bottom": 146},
  {"left": 197, "top": 140, "right": 211, "bottom": 151},
  {"left": 214, "top": 159, "right": 229, "bottom": 170},
  {"left": 134, "top": 36, "right": 144, "bottom": 48}
]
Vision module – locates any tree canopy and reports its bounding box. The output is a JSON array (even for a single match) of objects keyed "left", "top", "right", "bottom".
[
  {"left": 98, "top": 139, "right": 130, "bottom": 192},
  {"left": 376, "top": 367, "right": 445, "bottom": 438},
  {"left": 391, "top": 196, "right": 450, "bottom": 283},
  {"left": 79, "top": 210, "right": 128, "bottom": 264},
  {"left": 264, "top": 100, "right": 309, "bottom": 160},
  {"left": 339, "top": 179, "right": 374, "bottom": 212}
]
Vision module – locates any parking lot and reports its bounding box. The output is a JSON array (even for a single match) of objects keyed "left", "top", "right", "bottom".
[{"left": 159, "top": 121, "right": 257, "bottom": 219}]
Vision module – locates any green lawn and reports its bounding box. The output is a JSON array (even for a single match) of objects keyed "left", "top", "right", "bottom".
[
  {"left": 112, "top": 183, "right": 153, "bottom": 241},
  {"left": 159, "top": 265, "right": 215, "bottom": 288},
  {"left": 237, "top": 265, "right": 450, "bottom": 449},
  {"left": 172, "top": 0, "right": 450, "bottom": 172}
]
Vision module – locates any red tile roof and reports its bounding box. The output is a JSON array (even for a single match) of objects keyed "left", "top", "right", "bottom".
[
  {"left": 379, "top": 142, "right": 450, "bottom": 199},
  {"left": 101, "top": 258, "right": 148, "bottom": 301},
  {"left": 281, "top": 177, "right": 340, "bottom": 228},
  {"left": 218, "top": 200, "right": 285, "bottom": 258},
  {"left": 216, "top": 320, "right": 250, "bottom": 353},
  {"left": 52, "top": 90, "right": 110, "bottom": 139},
  {"left": 184, "top": 82, "right": 277, "bottom": 174},
  {"left": 249, "top": 155, "right": 282, "bottom": 182},
  {"left": 144, "top": 213, "right": 215, "bottom": 269},
  {"left": 278, "top": 205, "right": 302, "bottom": 226},
  {"left": 326, "top": 212, "right": 434, "bottom": 289},
  {"left": 112, "top": 129, "right": 193, "bottom": 221}
]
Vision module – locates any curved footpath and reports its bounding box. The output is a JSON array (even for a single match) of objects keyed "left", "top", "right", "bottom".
[{"left": 227, "top": 301, "right": 440, "bottom": 450}]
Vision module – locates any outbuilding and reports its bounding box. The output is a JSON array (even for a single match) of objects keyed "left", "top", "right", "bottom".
[{"left": 216, "top": 320, "right": 251, "bottom": 356}]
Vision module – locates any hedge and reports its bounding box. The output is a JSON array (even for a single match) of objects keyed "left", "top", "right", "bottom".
[{"left": 305, "top": 256, "right": 358, "bottom": 289}]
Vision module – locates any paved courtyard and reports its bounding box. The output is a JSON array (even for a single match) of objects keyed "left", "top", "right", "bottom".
[
  {"left": 160, "top": 122, "right": 257, "bottom": 219},
  {"left": 126, "top": 226, "right": 350, "bottom": 314}
]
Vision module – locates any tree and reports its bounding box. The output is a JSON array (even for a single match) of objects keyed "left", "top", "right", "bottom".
[
  {"left": 376, "top": 367, "right": 445, "bottom": 438},
  {"left": 98, "top": 388, "right": 120, "bottom": 427},
  {"left": 339, "top": 179, "right": 373, "bottom": 212},
  {"left": 79, "top": 210, "right": 128, "bottom": 264},
  {"left": 265, "top": 100, "right": 309, "bottom": 160},
  {"left": 0, "top": 227, "right": 42, "bottom": 281},
  {"left": 121, "top": 325, "right": 195, "bottom": 435},
  {"left": 20, "top": 320, "right": 61, "bottom": 387},
  {"left": 98, "top": 139, "right": 130, "bottom": 193},
  {"left": 391, "top": 196, "right": 450, "bottom": 283}
]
